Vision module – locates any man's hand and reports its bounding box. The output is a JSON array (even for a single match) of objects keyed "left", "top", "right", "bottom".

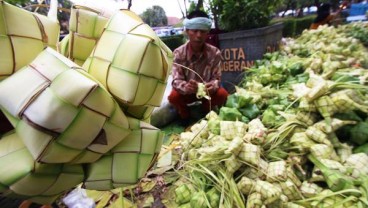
[
  {"left": 185, "top": 79, "right": 198, "bottom": 94},
  {"left": 205, "top": 82, "right": 216, "bottom": 95}
]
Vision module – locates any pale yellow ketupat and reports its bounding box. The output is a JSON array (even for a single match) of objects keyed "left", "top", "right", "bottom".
[
  {"left": 0, "top": 1, "right": 172, "bottom": 205},
  {"left": 0, "top": 0, "right": 59, "bottom": 81},
  {"left": 82, "top": 9, "right": 173, "bottom": 121},
  {"left": 0, "top": 131, "right": 84, "bottom": 205}
]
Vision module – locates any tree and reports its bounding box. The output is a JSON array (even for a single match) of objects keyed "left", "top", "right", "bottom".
[{"left": 140, "top": 5, "right": 168, "bottom": 27}]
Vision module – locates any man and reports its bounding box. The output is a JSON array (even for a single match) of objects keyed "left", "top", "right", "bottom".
[{"left": 168, "top": 10, "right": 228, "bottom": 125}]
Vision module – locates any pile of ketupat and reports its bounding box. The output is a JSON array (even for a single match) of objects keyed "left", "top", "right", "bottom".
[
  {"left": 168, "top": 23, "right": 368, "bottom": 208},
  {"left": 0, "top": 1, "right": 173, "bottom": 206}
]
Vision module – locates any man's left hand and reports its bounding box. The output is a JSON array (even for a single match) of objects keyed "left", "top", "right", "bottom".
[{"left": 205, "top": 82, "right": 216, "bottom": 95}]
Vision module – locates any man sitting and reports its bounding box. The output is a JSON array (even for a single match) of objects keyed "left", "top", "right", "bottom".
[{"left": 168, "top": 10, "right": 228, "bottom": 126}]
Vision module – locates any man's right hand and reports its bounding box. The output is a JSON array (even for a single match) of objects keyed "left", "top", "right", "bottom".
[{"left": 185, "top": 79, "right": 198, "bottom": 94}]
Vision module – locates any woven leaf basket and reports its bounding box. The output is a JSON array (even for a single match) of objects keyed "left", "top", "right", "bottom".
[
  {"left": 58, "top": 5, "right": 108, "bottom": 66},
  {"left": 0, "top": 131, "right": 84, "bottom": 204},
  {"left": 82, "top": 9, "right": 173, "bottom": 119},
  {"left": 0, "top": 48, "right": 131, "bottom": 164},
  {"left": 0, "top": 1, "right": 59, "bottom": 81},
  {"left": 83, "top": 117, "right": 163, "bottom": 190}
]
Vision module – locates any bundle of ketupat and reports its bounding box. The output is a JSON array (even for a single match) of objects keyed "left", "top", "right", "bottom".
[
  {"left": 58, "top": 5, "right": 109, "bottom": 66},
  {"left": 0, "top": 48, "right": 131, "bottom": 164},
  {"left": 83, "top": 117, "right": 163, "bottom": 190},
  {"left": 0, "top": 0, "right": 59, "bottom": 81},
  {"left": 0, "top": 3, "right": 172, "bottom": 205},
  {"left": 0, "top": 132, "right": 84, "bottom": 205},
  {"left": 172, "top": 108, "right": 368, "bottom": 207},
  {"left": 82, "top": 10, "right": 173, "bottom": 121}
]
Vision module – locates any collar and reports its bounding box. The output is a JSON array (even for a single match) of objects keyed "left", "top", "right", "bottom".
[{"left": 186, "top": 42, "right": 207, "bottom": 61}]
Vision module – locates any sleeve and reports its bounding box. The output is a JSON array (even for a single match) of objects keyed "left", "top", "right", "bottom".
[
  {"left": 206, "top": 49, "right": 222, "bottom": 92},
  {"left": 171, "top": 50, "right": 190, "bottom": 95}
]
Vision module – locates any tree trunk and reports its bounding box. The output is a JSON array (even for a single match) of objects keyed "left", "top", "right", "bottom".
[
  {"left": 176, "top": 0, "right": 185, "bottom": 18},
  {"left": 184, "top": 0, "right": 187, "bottom": 17},
  {"left": 314, "top": 0, "right": 320, "bottom": 8},
  {"left": 281, "top": 0, "right": 293, "bottom": 17},
  {"left": 195, "top": 0, "right": 203, "bottom": 11}
]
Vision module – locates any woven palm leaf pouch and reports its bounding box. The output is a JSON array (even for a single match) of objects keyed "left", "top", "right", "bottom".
[
  {"left": 58, "top": 5, "right": 108, "bottom": 66},
  {"left": 0, "top": 131, "right": 84, "bottom": 204},
  {"left": 0, "top": 47, "right": 131, "bottom": 164},
  {"left": 0, "top": 0, "right": 59, "bottom": 81},
  {"left": 83, "top": 117, "right": 163, "bottom": 190},
  {"left": 82, "top": 9, "right": 173, "bottom": 120}
]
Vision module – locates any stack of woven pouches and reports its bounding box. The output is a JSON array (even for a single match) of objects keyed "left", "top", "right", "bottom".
[{"left": 0, "top": 1, "right": 173, "bottom": 204}]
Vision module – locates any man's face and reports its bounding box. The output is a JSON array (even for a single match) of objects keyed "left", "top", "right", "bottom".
[{"left": 186, "top": 29, "right": 209, "bottom": 44}]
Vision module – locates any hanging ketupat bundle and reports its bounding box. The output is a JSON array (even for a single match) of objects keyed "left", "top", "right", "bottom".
[
  {"left": 0, "top": 131, "right": 84, "bottom": 205},
  {"left": 0, "top": 0, "right": 59, "bottom": 81},
  {"left": 0, "top": 48, "right": 131, "bottom": 164},
  {"left": 82, "top": 9, "right": 173, "bottom": 120},
  {"left": 83, "top": 117, "right": 163, "bottom": 190},
  {"left": 58, "top": 5, "right": 109, "bottom": 66}
]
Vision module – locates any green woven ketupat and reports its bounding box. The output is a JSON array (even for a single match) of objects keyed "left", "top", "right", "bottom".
[
  {"left": 305, "top": 126, "right": 331, "bottom": 146},
  {"left": 83, "top": 117, "right": 163, "bottom": 190},
  {"left": 266, "top": 160, "right": 287, "bottom": 183},
  {"left": 175, "top": 184, "right": 192, "bottom": 204},
  {"left": 0, "top": 131, "right": 84, "bottom": 205},
  {"left": 246, "top": 192, "right": 263, "bottom": 208},
  {"left": 314, "top": 95, "right": 338, "bottom": 124},
  {"left": 82, "top": 10, "right": 173, "bottom": 120},
  {"left": 277, "top": 179, "right": 302, "bottom": 201},
  {"left": 298, "top": 97, "right": 317, "bottom": 112},
  {"left": 309, "top": 144, "right": 339, "bottom": 160},
  {"left": 290, "top": 132, "right": 316, "bottom": 153},
  {"left": 238, "top": 143, "right": 261, "bottom": 166},
  {"left": 237, "top": 176, "right": 254, "bottom": 195},
  {"left": 330, "top": 91, "right": 368, "bottom": 113},
  {"left": 224, "top": 154, "right": 242, "bottom": 175},
  {"left": 0, "top": 1, "right": 59, "bottom": 81},
  {"left": 254, "top": 180, "right": 282, "bottom": 204},
  {"left": 0, "top": 48, "right": 131, "bottom": 164},
  {"left": 59, "top": 5, "right": 108, "bottom": 66},
  {"left": 300, "top": 181, "right": 323, "bottom": 198},
  {"left": 295, "top": 111, "right": 318, "bottom": 126}
]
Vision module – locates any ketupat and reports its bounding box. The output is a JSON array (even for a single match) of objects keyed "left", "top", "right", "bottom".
[
  {"left": 0, "top": 4, "right": 172, "bottom": 205},
  {"left": 344, "top": 153, "right": 368, "bottom": 179},
  {"left": 254, "top": 179, "right": 282, "bottom": 204},
  {"left": 0, "top": 1, "right": 59, "bottom": 81},
  {"left": 82, "top": 9, "right": 173, "bottom": 120},
  {"left": 0, "top": 48, "right": 131, "bottom": 164},
  {"left": 305, "top": 126, "right": 332, "bottom": 146},
  {"left": 309, "top": 144, "right": 340, "bottom": 160},
  {"left": 206, "top": 187, "right": 220, "bottom": 208},
  {"left": 59, "top": 5, "right": 109, "bottom": 66},
  {"left": 196, "top": 82, "right": 210, "bottom": 100},
  {"left": 190, "top": 191, "right": 208, "bottom": 208},
  {"left": 0, "top": 132, "right": 84, "bottom": 205},
  {"left": 246, "top": 192, "right": 263, "bottom": 208},
  {"left": 238, "top": 143, "right": 261, "bottom": 166},
  {"left": 83, "top": 117, "right": 164, "bottom": 190},
  {"left": 308, "top": 154, "right": 358, "bottom": 193},
  {"left": 300, "top": 181, "right": 323, "bottom": 198},
  {"left": 277, "top": 179, "right": 303, "bottom": 201},
  {"left": 237, "top": 176, "right": 255, "bottom": 195},
  {"left": 266, "top": 160, "right": 288, "bottom": 182},
  {"left": 175, "top": 184, "right": 192, "bottom": 204}
]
